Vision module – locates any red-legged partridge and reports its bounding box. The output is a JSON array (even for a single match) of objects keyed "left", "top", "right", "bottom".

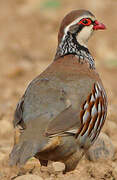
[{"left": 10, "top": 9, "right": 107, "bottom": 172}]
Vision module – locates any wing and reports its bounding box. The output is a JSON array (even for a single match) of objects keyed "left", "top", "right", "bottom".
[
  {"left": 13, "top": 77, "right": 73, "bottom": 131},
  {"left": 45, "top": 106, "right": 81, "bottom": 137},
  {"left": 46, "top": 82, "right": 107, "bottom": 144}
]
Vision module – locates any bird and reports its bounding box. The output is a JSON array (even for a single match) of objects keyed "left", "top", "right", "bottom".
[{"left": 9, "top": 9, "right": 107, "bottom": 172}]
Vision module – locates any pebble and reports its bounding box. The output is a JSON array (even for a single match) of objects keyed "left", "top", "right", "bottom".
[
  {"left": 52, "top": 162, "right": 65, "bottom": 172},
  {"left": 85, "top": 132, "right": 115, "bottom": 161},
  {"left": 14, "top": 174, "right": 43, "bottom": 180},
  {"left": 48, "top": 162, "right": 65, "bottom": 175}
]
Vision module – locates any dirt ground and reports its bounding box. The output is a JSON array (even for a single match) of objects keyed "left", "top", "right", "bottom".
[{"left": 0, "top": 0, "right": 117, "bottom": 179}]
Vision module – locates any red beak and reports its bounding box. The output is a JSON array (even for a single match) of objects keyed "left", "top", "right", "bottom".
[{"left": 93, "top": 20, "right": 106, "bottom": 30}]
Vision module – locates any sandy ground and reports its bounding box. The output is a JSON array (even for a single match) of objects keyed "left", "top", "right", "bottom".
[{"left": 0, "top": 0, "right": 117, "bottom": 179}]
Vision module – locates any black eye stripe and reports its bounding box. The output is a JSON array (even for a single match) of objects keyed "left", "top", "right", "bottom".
[{"left": 69, "top": 18, "right": 95, "bottom": 35}]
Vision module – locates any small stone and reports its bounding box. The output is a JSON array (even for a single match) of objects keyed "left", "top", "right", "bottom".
[
  {"left": 14, "top": 174, "right": 43, "bottom": 180},
  {"left": 85, "top": 132, "right": 115, "bottom": 161},
  {"left": 52, "top": 162, "right": 65, "bottom": 172},
  {"left": 48, "top": 162, "right": 65, "bottom": 175}
]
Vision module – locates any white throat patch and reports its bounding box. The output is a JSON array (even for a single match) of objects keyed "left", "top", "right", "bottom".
[{"left": 77, "top": 25, "right": 94, "bottom": 47}]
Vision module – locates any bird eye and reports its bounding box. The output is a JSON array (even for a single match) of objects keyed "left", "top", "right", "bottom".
[
  {"left": 78, "top": 18, "right": 92, "bottom": 26},
  {"left": 82, "top": 20, "right": 88, "bottom": 24}
]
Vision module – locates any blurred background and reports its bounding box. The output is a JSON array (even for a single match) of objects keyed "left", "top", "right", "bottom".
[{"left": 0, "top": 0, "right": 117, "bottom": 179}]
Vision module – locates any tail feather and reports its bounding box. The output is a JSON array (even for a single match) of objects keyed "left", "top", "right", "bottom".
[{"left": 9, "top": 141, "right": 40, "bottom": 166}]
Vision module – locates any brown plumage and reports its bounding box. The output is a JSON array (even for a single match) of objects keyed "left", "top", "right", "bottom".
[{"left": 9, "top": 9, "right": 107, "bottom": 172}]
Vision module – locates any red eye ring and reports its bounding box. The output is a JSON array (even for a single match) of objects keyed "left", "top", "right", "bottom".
[{"left": 78, "top": 18, "right": 92, "bottom": 26}]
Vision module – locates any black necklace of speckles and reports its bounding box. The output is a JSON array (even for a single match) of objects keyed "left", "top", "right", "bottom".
[{"left": 55, "top": 32, "right": 95, "bottom": 69}]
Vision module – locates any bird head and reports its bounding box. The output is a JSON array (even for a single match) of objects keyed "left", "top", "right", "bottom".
[{"left": 58, "top": 10, "right": 106, "bottom": 47}]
